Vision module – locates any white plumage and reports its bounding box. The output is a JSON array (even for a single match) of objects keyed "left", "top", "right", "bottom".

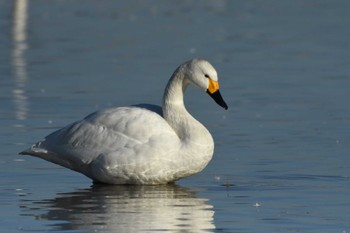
[{"left": 20, "top": 59, "right": 228, "bottom": 184}]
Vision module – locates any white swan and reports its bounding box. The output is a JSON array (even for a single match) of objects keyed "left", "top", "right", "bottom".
[{"left": 20, "top": 59, "right": 228, "bottom": 185}]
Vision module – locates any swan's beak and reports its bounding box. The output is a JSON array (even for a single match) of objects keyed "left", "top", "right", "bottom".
[{"left": 207, "top": 80, "right": 228, "bottom": 110}]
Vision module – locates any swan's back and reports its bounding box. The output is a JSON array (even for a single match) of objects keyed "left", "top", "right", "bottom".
[{"left": 23, "top": 106, "right": 183, "bottom": 184}]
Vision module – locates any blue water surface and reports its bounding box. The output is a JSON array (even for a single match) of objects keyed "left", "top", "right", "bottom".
[{"left": 1, "top": 1, "right": 350, "bottom": 232}]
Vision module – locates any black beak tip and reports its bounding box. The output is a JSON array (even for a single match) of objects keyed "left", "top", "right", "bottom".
[
  {"left": 207, "top": 90, "right": 228, "bottom": 110},
  {"left": 220, "top": 101, "right": 228, "bottom": 110}
]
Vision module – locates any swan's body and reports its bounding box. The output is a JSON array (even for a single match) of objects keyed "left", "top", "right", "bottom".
[{"left": 20, "top": 59, "right": 228, "bottom": 184}]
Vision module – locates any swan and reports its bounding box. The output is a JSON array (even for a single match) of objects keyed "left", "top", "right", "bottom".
[{"left": 20, "top": 59, "right": 228, "bottom": 185}]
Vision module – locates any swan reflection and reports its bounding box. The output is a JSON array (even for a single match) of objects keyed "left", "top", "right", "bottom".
[
  {"left": 12, "top": 0, "right": 29, "bottom": 121},
  {"left": 21, "top": 184, "right": 215, "bottom": 232}
]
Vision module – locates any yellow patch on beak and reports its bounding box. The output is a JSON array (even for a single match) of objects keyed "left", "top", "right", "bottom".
[{"left": 207, "top": 79, "right": 219, "bottom": 94}]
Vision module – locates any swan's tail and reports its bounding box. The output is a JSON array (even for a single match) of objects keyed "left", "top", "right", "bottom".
[
  {"left": 18, "top": 141, "right": 67, "bottom": 168},
  {"left": 19, "top": 140, "right": 49, "bottom": 157},
  {"left": 19, "top": 146, "right": 48, "bottom": 157},
  {"left": 19, "top": 141, "right": 90, "bottom": 177}
]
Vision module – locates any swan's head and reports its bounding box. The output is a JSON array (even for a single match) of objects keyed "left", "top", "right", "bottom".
[{"left": 184, "top": 59, "right": 228, "bottom": 110}]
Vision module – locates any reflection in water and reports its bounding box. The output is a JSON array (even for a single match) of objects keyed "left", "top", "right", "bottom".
[
  {"left": 12, "top": 0, "right": 29, "bottom": 121},
  {"left": 21, "top": 185, "right": 215, "bottom": 232}
]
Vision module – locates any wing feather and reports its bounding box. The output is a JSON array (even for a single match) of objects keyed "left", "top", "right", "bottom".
[{"left": 21, "top": 106, "right": 179, "bottom": 173}]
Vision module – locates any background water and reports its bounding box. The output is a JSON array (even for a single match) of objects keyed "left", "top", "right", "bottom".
[{"left": 1, "top": 0, "right": 350, "bottom": 232}]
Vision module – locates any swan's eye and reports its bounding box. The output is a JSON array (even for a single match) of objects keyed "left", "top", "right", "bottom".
[{"left": 204, "top": 74, "right": 210, "bottom": 78}]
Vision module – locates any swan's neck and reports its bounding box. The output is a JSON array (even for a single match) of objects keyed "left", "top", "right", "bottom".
[
  {"left": 162, "top": 67, "right": 212, "bottom": 145},
  {"left": 161, "top": 65, "right": 214, "bottom": 176}
]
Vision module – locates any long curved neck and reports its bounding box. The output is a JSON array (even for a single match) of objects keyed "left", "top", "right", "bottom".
[
  {"left": 162, "top": 67, "right": 210, "bottom": 143},
  {"left": 162, "top": 66, "right": 188, "bottom": 116}
]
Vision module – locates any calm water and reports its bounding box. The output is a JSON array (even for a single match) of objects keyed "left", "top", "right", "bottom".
[{"left": 1, "top": 0, "right": 350, "bottom": 232}]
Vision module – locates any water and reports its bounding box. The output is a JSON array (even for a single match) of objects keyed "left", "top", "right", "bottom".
[{"left": 1, "top": 0, "right": 350, "bottom": 232}]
